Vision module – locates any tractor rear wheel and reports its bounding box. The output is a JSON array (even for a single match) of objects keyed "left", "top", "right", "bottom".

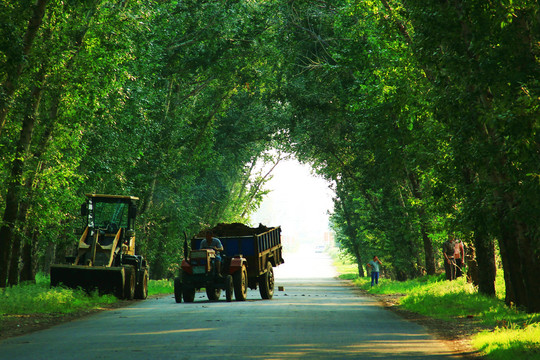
[
  {"left": 206, "top": 286, "right": 221, "bottom": 301},
  {"left": 258, "top": 261, "right": 274, "bottom": 300},
  {"left": 174, "top": 277, "right": 183, "bottom": 303},
  {"left": 183, "top": 287, "right": 196, "bottom": 302},
  {"left": 233, "top": 265, "right": 248, "bottom": 301}
]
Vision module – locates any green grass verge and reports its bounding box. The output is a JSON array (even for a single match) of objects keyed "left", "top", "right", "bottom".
[
  {"left": 148, "top": 278, "right": 173, "bottom": 296},
  {"left": 0, "top": 274, "right": 174, "bottom": 317},
  {"left": 0, "top": 273, "right": 117, "bottom": 315},
  {"left": 473, "top": 322, "right": 540, "bottom": 360},
  {"left": 333, "top": 256, "right": 540, "bottom": 360}
]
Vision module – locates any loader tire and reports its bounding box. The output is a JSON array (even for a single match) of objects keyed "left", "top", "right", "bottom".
[
  {"left": 113, "top": 270, "right": 125, "bottom": 299},
  {"left": 123, "top": 266, "right": 136, "bottom": 300},
  {"left": 135, "top": 268, "right": 149, "bottom": 300},
  {"left": 174, "top": 277, "right": 183, "bottom": 303},
  {"left": 233, "top": 265, "right": 248, "bottom": 301},
  {"left": 258, "top": 261, "right": 274, "bottom": 300}
]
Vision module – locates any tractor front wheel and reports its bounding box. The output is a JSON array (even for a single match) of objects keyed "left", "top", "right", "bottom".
[
  {"left": 174, "top": 277, "right": 183, "bottom": 303},
  {"left": 183, "top": 287, "right": 196, "bottom": 302},
  {"left": 206, "top": 286, "right": 221, "bottom": 301},
  {"left": 225, "top": 275, "right": 233, "bottom": 302}
]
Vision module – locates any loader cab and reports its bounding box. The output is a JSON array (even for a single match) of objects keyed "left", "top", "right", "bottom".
[
  {"left": 83, "top": 194, "right": 138, "bottom": 227},
  {"left": 81, "top": 194, "right": 139, "bottom": 252}
]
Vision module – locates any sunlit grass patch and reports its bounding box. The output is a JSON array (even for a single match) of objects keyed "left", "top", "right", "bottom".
[
  {"left": 349, "top": 273, "right": 444, "bottom": 296},
  {"left": 325, "top": 256, "right": 540, "bottom": 359},
  {"left": 148, "top": 278, "right": 173, "bottom": 295},
  {"left": 400, "top": 279, "right": 502, "bottom": 322},
  {"left": 0, "top": 274, "right": 175, "bottom": 318},
  {"left": 335, "top": 264, "right": 540, "bottom": 360},
  {"left": 331, "top": 250, "right": 360, "bottom": 279},
  {"left": 0, "top": 275, "right": 116, "bottom": 315},
  {"left": 473, "top": 322, "right": 540, "bottom": 360},
  {"left": 398, "top": 276, "right": 539, "bottom": 326}
]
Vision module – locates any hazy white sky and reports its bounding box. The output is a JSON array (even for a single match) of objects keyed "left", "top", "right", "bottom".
[{"left": 250, "top": 157, "right": 335, "bottom": 245}]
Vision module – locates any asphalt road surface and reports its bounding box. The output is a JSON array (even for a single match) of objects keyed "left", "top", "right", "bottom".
[{"left": 0, "top": 249, "right": 459, "bottom": 360}]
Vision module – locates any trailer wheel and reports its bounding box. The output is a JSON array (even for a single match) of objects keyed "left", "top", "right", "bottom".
[
  {"left": 225, "top": 275, "right": 233, "bottom": 302},
  {"left": 174, "top": 277, "right": 183, "bottom": 303},
  {"left": 233, "top": 265, "right": 248, "bottom": 301},
  {"left": 259, "top": 261, "right": 274, "bottom": 300},
  {"left": 123, "top": 266, "right": 136, "bottom": 300},
  {"left": 135, "top": 268, "right": 149, "bottom": 300},
  {"left": 183, "top": 287, "right": 196, "bottom": 302},
  {"left": 206, "top": 286, "right": 221, "bottom": 301}
]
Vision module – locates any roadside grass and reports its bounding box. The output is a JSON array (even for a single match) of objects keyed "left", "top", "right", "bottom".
[
  {"left": 0, "top": 274, "right": 174, "bottom": 317},
  {"left": 333, "top": 256, "right": 540, "bottom": 360},
  {"left": 0, "top": 273, "right": 117, "bottom": 316},
  {"left": 148, "top": 278, "right": 173, "bottom": 296},
  {"left": 473, "top": 322, "right": 540, "bottom": 360}
]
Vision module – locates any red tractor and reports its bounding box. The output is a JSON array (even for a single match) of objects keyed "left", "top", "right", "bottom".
[{"left": 174, "top": 223, "right": 283, "bottom": 303}]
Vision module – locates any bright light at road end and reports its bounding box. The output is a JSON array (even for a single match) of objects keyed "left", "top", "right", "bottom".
[{"left": 249, "top": 154, "right": 335, "bottom": 255}]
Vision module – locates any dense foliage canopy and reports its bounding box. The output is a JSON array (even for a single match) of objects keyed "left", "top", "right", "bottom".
[{"left": 1, "top": 1, "right": 539, "bottom": 312}]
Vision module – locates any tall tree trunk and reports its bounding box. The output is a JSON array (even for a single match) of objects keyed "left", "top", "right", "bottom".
[
  {"left": 7, "top": 233, "right": 22, "bottom": 286},
  {"left": 11, "top": 7, "right": 94, "bottom": 284},
  {"left": 512, "top": 221, "right": 540, "bottom": 313},
  {"left": 0, "top": 0, "right": 48, "bottom": 135},
  {"left": 339, "top": 194, "right": 365, "bottom": 277},
  {"left": 419, "top": 224, "right": 434, "bottom": 275},
  {"left": 6, "top": 77, "right": 50, "bottom": 286},
  {"left": 0, "top": 82, "right": 42, "bottom": 287},
  {"left": 496, "top": 188, "right": 540, "bottom": 312},
  {"left": 406, "top": 171, "right": 436, "bottom": 275},
  {"left": 473, "top": 230, "right": 496, "bottom": 296},
  {"left": 352, "top": 245, "right": 365, "bottom": 278},
  {"left": 7, "top": 193, "right": 32, "bottom": 285},
  {"left": 460, "top": 166, "right": 497, "bottom": 296},
  {"left": 19, "top": 232, "right": 37, "bottom": 283}
]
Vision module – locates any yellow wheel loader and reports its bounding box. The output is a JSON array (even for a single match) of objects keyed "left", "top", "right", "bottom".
[{"left": 50, "top": 194, "right": 149, "bottom": 299}]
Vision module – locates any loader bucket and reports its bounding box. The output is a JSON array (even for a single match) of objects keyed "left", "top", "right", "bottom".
[{"left": 50, "top": 264, "right": 125, "bottom": 298}]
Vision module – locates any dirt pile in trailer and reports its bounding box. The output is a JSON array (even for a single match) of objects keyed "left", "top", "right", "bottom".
[{"left": 197, "top": 223, "right": 271, "bottom": 237}]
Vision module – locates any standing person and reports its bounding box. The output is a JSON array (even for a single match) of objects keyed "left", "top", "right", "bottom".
[
  {"left": 367, "top": 256, "right": 382, "bottom": 287},
  {"left": 454, "top": 238, "right": 465, "bottom": 277},
  {"left": 443, "top": 235, "right": 456, "bottom": 280},
  {"left": 200, "top": 230, "right": 224, "bottom": 276}
]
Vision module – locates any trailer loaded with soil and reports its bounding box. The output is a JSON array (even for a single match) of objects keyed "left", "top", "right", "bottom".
[{"left": 174, "top": 223, "right": 284, "bottom": 302}]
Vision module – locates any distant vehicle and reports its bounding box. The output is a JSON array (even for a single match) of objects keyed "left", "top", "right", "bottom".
[{"left": 315, "top": 244, "right": 325, "bottom": 253}]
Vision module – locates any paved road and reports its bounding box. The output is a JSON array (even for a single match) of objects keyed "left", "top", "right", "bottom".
[{"left": 0, "top": 251, "right": 459, "bottom": 359}]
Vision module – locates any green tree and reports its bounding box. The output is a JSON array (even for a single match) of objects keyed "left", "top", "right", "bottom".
[{"left": 404, "top": 0, "right": 540, "bottom": 311}]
